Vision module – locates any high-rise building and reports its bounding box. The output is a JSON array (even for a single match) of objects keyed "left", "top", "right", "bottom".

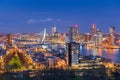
[
  {"left": 73, "top": 25, "right": 79, "bottom": 34},
  {"left": 51, "top": 24, "right": 56, "bottom": 35},
  {"left": 96, "top": 29, "right": 103, "bottom": 46},
  {"left": 66, "top": 42, "right": 80, "bottom": 66},
  {"left": 91, "top": 24, "right": 97, "bottom": 42},
  {"left": 51, "top": 24, "right": 58, "bottom": 42},
  {"left": 67, "top": 26, "right": 80, "bottom": 66},
  {"left": 73, "top": 25, "right": 79, "bottom": 41},
  {"left": 68, "top": 25, "right": 80, "bottom": 42},
  {"left": 109, "top": 26, "right": 115, "bottom": 35},
  {"left": 68, "top": 27, "right": 73, "bottom": 42},
  {"left": 6, "top": 34, "right": 13, "bottom": 47},
  {"left": 109, "top": 26, "right": 115, "bottom": 44},
  {"left": 91, "top": 24, "right": 96, "bottom": 35}
]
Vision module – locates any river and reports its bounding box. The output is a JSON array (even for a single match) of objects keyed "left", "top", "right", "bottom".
[{"left": 80, "top": 46, "right": 120, "bottom": 63}]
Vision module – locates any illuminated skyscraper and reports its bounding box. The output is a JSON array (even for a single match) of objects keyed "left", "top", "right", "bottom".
[
  {"left": 96, "top": 29, "right": 103, "bottom": 46},
  {"left": 109, "top": 26, "right": 115, "bottom": 44},
  {"left": 66, "top": 42, "right": 80, "bottom": 66},
  {"left": 68, "top": 27, "right": 73, "bottom": 42},
  {"left": 51, "top": 24, "right": 56, "bottom": 35},
  {"left": 67, "top": 27, "right": 80, "bottom": 67},
  {"left": 51, "top": 24, "right": 58, "bottom": 50},
  {"left": 91, "top": 24, "right": 97, "bottom": 42},
  {"left": 68, "top": 25, "right": 79, "bottom": 42},
  {"left": 51, "top": 24, "right": 58, "bottom": 42},
  {"left": 91, "top": 24, "right": 96, "bottom": 35},
  {"left": 73, "top": 25, "right": 79, "bottom": 34},
  {"left": 73, "top": 25, "right": 79, "bottom": 41},
  {"left": 109, "top": 26, "right": 115, "bottom": 35}
]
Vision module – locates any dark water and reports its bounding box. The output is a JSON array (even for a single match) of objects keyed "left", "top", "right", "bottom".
[{"left": 80, "top": 46, "right": 120, "bottom": 63}]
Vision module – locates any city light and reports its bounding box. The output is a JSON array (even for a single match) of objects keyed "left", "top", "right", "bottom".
[{"left": 0, "top": 1, "right": 120, "bottom": 79}]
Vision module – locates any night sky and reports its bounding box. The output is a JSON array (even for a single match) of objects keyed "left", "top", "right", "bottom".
[{"left": 0, "top": 0, "right": 120, "bottom": 33}]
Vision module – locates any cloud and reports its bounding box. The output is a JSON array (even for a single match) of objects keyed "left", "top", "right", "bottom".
[
  {"left": 27, "top": 19, "right": 37, "bottom": 24},
  {"left": 46, "top": 18, "right": 53, "bottom": 21},
  {"left": 27, "top": 18, "right": 54, "bottom": 24}
]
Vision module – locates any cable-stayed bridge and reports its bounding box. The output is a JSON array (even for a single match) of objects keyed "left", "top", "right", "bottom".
[{"left": 13, "top": 28, "right": 95, "bottom": 48}]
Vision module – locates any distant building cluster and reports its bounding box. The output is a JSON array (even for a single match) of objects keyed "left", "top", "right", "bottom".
[{"left": 0, "top": 24, "right": 120, "bottom": 73}]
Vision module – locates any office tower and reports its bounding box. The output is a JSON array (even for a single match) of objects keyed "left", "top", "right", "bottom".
[
  {"left": 66, "top": 27, "right": 80, "bottom": 66},
  {"left": 91, "top": 24, "right": 96, "bottom": 35},
  {"left": 90, "top": 24, "right": 96, "bottom": 42},
  {"left": 109, "top": 26, "right": 115, "bottom": 44},
  {"left": 66, "top": 42, "right": 80, "bottom": 66},
  {"left": 109, "top": 26, "right": 115, "bottom": 35},
  {"left": 73, "top": 25, "right": 79, "bottom": 34},
  {"left": 6, "top": 34, "right": 13, "bottom": 47},
  {"left": 73, "top": 25, "right": 79, "bottom": 41},
  {"left": 51, "top": 25, "right": 58, "bottom": 49},
  {"left": 96, "top": 29, "right": 103, "bottom": 46},
  {"left": 51, "top": 24, "right": 56, "bottom": 35},
  {"left": 51, "top": 24, "right": 57, "bottom": 43},
  {"left": 68, "top": 27, "right": 73, "bottom": 42}
]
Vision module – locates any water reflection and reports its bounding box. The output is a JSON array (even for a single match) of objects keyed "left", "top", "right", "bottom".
[
  {"left": 97, "top": 49, "right": 102, "bottom": 56},
  {"left": 82, "top": 46, "right": 120, "bottom": 63}
]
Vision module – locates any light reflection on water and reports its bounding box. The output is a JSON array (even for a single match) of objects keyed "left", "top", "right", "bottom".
[{"left": 82, "top": 46, "right": 120, "bottom": 63}]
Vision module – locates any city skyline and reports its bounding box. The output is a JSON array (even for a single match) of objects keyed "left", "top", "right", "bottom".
[
  {"left": 0, "top": 0, "right": 120, "bottom": 33},
  {"left": 0, "top": 1, "right": 120, "bottom": 79}
]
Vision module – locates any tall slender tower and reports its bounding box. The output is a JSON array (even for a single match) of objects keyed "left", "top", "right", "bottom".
[
  {"left": 73, "top": 25, "right": 79, "bottom": 34},
  {"left": 109, "top": 26, "right": 115, "bottom": 44},
  {"left": 68, "top": 27, "right": 73, "bottom": 42},
  {"left": 66, "top": 42, "right": 80, "bottom": 66},
  {"left": 91, "top": 24, "right": 96, "bottom": 35},
  {"left": 66, "top": 27, "right": 80, "bottom": 67},
  {"left": 73, "top": 25, "right": 79, "bottom": 41},
  {"left": 109, "top": 26, "right": 115, "bottom": 35},
  {"left": 51, "top": 24, "right": 56, "bottom": 35},
  {"left": 96, "top": 29, "right": 103, "bottom": 46}
]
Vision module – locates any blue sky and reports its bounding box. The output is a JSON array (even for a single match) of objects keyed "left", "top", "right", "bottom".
[{"left": 0, "top": 0, "right": 120, "bottom": 33}]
